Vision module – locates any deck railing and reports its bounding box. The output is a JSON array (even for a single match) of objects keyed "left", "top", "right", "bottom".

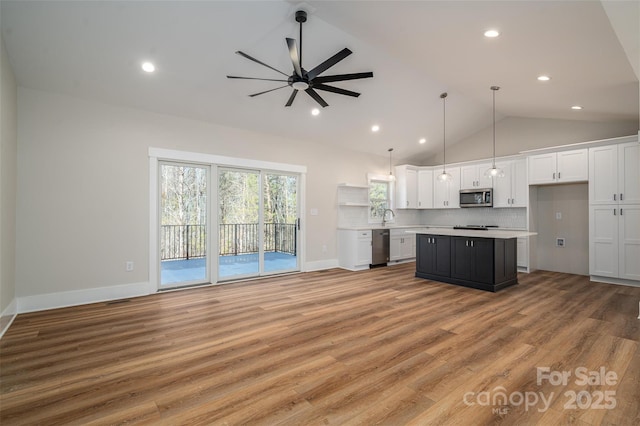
[{"left": 161, "top": 223, "right": 297, "bottom": 261}]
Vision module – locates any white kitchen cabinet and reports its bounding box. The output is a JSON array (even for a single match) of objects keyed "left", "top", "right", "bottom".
[
  {"left": 433, "top": 167, "right": 460, "bottom": 208},
  {"left": 395, "top": 165, "right": 418, "bottom": 209},
  {"left": 390, "top": 229, "right": 417, "bottom": 261},
  {"left": 493, "top": 158, "right": 528, "bottom": 207},
  {"left": 337, "top": 183, "right": 369, "bottom": 206},
  {"left": 417, "top": 169, "right": 433, "bottom": 209},
  {"left": 528, "top": 149, "right": 588, "bottom": 185},
  {"left": 337, "top": 184, "right": 370, "bottom": 228},
  {"left": 589, "top": 142, "right": 640, "bottom": 205},
  {"left": 589, "top": 205, "right": 640, "bottom": 281},
  {"left": 460, "top": 163, "right": 494, "bottom": 190},
  {"left": 338, "top": 229, "right": 372, "bottom": 271},
  {"left": 516, "top": 237, "right": 528, "bottom": 268}
]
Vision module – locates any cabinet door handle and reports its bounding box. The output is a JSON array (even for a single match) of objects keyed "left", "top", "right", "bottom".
[
  {"left": 466, "top": 240, "right": 469, "bottom": 247},
  {"left": 558, "top": 172, "right": 561, "bottom": 179},
  {"left": 620, "top": 208, "right": 623, "bottom": 216},
  {"left": 406, "top": 200, "right": 409, "bottom": 207},
  {"left": 614, "top": 208, "right": 617, "bottom": 216},
  {"left": 471, "top": 240, "right": 474, "bottom": 247},
  {"left": 614, "top": 194, "right": 617, "bottom": 201},
  {"left": 620, "top": 193, "right": 623, "bottom": 201},
  {"left": 553, "top": 172, "right": 556, "bottom": 180}
]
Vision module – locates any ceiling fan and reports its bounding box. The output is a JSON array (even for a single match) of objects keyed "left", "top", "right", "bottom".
[{"left": 227, "top": 10, "right": 373, "bottom": 108}]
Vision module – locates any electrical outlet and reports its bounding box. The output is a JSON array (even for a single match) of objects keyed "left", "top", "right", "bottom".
[
  {"left": 556, "top": 238, "right": 565, "bottom": 247},
  {"left": 125, "top": 261, "right": 134, "bottom": 272}
]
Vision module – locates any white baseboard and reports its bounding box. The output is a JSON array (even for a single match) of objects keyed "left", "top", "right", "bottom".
[
  {"left": 0, "top": 298, "right": 17, "bottom": 339},
  {"left": 17, "top": 281, "right": 155, "bottom": 314},
  {"left": 590, "top": 275, "right": 640, "bottom": 288},
  {"left": 304, "top": 259, "right": 339, "bottom": 272}
]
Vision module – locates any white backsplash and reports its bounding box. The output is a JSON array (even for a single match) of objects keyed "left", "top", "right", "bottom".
[
  {"left": 338, "top": 206, "right": 526, "bottom": 229},
  {"left": 421, "top": 207, "right": 527, "bottom": 229},
  {"left": 392, "top": 209, "right": 422, "bottom": 226}
]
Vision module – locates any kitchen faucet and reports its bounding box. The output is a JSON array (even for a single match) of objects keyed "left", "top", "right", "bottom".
[{"left": 382, "top": 208, "right": 395, "bottom": 226}]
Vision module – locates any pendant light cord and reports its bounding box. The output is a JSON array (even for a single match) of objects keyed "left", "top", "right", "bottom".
[
  {"left": 441, "top": 92, "right": 448, "bottom": 173},
  {"left": 491, "top": 86, "right": 500, "bottom": 168}
]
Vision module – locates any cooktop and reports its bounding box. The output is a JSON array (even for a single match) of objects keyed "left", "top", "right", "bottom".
[{"left": 453, "top": 225, "right": 499, "bottom": 230}]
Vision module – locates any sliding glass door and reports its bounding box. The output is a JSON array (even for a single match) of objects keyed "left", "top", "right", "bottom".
[
  {"left": 218, "top": 169, "right": 299, "bottom": 281},
  {"left": 263, "top": 172, "right": 299, "bottom": 274},
  {"left": 159, "top": 162, "right": 209, "bottom": 288},
  {"left": 218, "top": 169, "right": 260, "bottom": 279}
]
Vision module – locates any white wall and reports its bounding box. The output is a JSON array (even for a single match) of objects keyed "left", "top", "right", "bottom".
[
  {"left": 423, "top": 116, "right": 639, "bottom": 165},
  {"left": 1, "top": 36, "right": 18, "bottom": 332},
  {"left": 16, "top": 88, "right": 389, "bottom": 303}
]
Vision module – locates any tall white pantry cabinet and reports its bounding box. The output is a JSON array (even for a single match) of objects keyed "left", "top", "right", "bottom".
[{"left": 589, "top": 142, "right": 640, "bottom": 282}]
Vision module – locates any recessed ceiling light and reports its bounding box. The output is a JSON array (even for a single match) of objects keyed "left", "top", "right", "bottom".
[
  {"left": 484, "top": 29, "right": 500, "bottom": 38},
  {"left": 419, "top": 138, "right": 427, "bottom": 144},
  {"left": 141, "top": 62, "right": 155, "bottom": 73},
  {"left": 571, "top": 105, "right": 583, "bottom": 110},
  {"left": 311, "top": 108, "right": 320, "bottom": 116},
  {"left": 537, "top": 75, "right": 551, "bottom": 81},
  {"left": 371, "top": 124, "right": 380, "bottom": 132}
]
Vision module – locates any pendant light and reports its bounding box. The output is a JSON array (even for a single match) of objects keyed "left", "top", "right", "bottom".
[
  {"left": 437, "top": 92, "right": 452, "bottom": 182},
  {"left": 485, "top": 86, "right": 505, "bottom": 178},
  {"left": 388, "top": 148, "right": 396, "bottom": 181}
]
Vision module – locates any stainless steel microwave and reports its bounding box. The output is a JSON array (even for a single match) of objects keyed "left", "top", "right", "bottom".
[{"left": 459, "top": 188, "right": 493, "bottom": 208}]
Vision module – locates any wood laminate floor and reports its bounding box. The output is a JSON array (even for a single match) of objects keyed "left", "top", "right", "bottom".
[{"left": 1, "top": 264, "right": 639, "bottom": 425}]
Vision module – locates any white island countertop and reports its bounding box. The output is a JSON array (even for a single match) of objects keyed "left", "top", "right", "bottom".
[{"left": 404, "top": 228, "right": 536, "bottom": 239}]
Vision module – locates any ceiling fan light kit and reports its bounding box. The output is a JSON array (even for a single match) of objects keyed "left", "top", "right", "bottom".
[{"left": 227, "top": 10, "right": 374, "bottom": 108}]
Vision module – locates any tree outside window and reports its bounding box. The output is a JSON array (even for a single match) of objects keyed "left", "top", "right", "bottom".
[{"left": 369, "top": 180, "right": 390, "bottom": 221}]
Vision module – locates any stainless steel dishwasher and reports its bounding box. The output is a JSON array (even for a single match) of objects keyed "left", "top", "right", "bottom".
[{"left": 371, "top": 229, "right": 390, "bottom": 267}]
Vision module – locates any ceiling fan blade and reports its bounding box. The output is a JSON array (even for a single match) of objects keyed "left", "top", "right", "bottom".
[
  {"left": 313, "top": 72, "right": 374, "bottom": 84},
  {"left": 227, "top": 76, "right": 288, "bottom": 82},
  {"left": 313, "top": 83, "right": 360, "bottom": 98},
  {"left": 249, "top": 85, "right": 289, "bottom": 97},
  {"left": 286, "top": 38, "right": 303, "bottom": 77},
  {"left": 285, "top": 90, "right": 298, "bottom": 107},
  {"left": 305, "top": 88, "right": 329, "bottom": 108},
  {"left": 306, "top": 48, "right": 352, "bottom": 80},
  {"left": 235, "top": 51, "right": 289, "bottom": 77}
]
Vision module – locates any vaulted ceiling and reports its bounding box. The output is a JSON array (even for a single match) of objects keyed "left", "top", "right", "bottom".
[{"left": 1, "top": 1, "right": 638, "bottom": 164}]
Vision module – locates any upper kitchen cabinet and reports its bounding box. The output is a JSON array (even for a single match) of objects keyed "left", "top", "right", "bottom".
[
  {"left": 492, "top": 158, "right": 528, "bottom": 208},
  {"left": 395, "top": 165, "right": 418, "bottom": 209},
  {"left": 433, "top": 167, "right": 461, "bottom": 208},
  {"left": 337, "top": 183, "right": 369, "bottom": 206},
  {"left": 528, "top": 149, "right": 588, "bottom": 185},
  {"left": 589, "top": 142, "right": 640, "bottom": 205},
  {"left": 417, "top": 169, "right": 434, "bottom": 209},
  {"left": 337, "top": 183, "right": 369, "bottom": 228},
  {"left": 460, "top": 163, "right": 494, "bottom": 190}
]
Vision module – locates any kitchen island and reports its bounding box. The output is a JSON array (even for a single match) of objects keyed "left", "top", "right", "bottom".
[{"left": 410, "top": 228, "right": 536, "bottom": 292}]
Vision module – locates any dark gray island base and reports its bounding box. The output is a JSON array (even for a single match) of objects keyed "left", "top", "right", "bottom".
[{"left": 415, "top": 233, "right": 518, "bottom": 292}]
